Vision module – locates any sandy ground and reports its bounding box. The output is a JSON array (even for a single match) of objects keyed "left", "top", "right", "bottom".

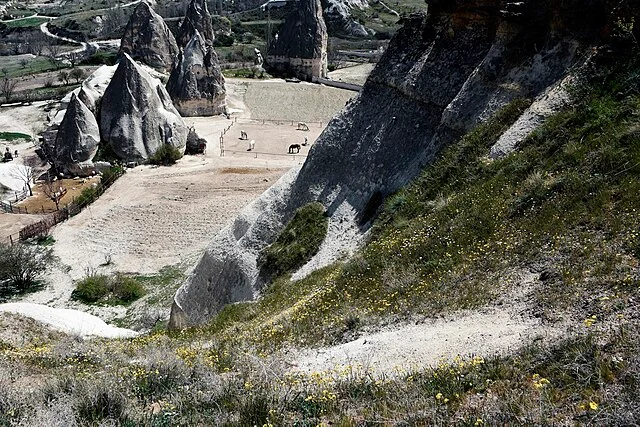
[
  {"left": 292, "top": 307, "right": 561, "bottom": 375},
  {"left": 289, "top": 272, "right": 567, "bottom": 374},
  {"left": 0, "top": 77, "right": 358, "bottom": 314},
  {"left": 328, "top": 63, "right": 375, "bottom": 86}
]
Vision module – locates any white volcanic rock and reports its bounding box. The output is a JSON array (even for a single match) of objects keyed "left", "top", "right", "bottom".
[
  {"left": 178, "top": 0, "right": 215, "bottom": 47},
  {"left": 119, "top": 1, "right": 179, "bottom": 73},
  {"left": 166, "top": 31, "right": 226, "bottom": 117},
  {"left": 49, "top": 65, "right": 117, "bottom": 126},
  {"left": 53, "top": 93, "right": 100, "bottom": 176},
  {"left": 100, "top": 54, "right": 188, "bottom": 163},
  {"left": 0, "top": 303, "right": 138, "bottom": 338}
]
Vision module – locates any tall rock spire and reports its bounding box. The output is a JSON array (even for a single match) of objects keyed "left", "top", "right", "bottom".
[
  {"left": 100, "top": 54, "right": 188, "bottom": 163},
  {"left": 166, "top": 31, "right": 226, "bottom": 116},
  {"left": 178, "top": 0, "right": 215, "bottom": 47},
  {"left": 266, "top": 0, "right": 328, "bottom": 81},
  {"left": 119, "top": 1, "right": 179, "bottom": 73}
]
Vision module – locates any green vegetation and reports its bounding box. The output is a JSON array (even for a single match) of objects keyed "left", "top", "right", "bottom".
[
  {"left": 258, "top": 202, "right": 329, "bottom": 281},
  {"left": 72, "top": 272, "right": 145, "bottom": 305},
  {"left": 0, "top": 132, "right": 31, "bottom": 142},
  {"left": 3, "top": 16, "right": 50, "bottom": 28},
  {"left": 72, "top": 165, "right": 124, "bottom": 208},
  {"left": 0, "top": 55, "right": 60, "bottom": 79},
  {"left": 0, "top": 243, "right": 52, "bottom": 300},
  {"left": 149, "top": 144, "right": 183, "bottom": 166}
]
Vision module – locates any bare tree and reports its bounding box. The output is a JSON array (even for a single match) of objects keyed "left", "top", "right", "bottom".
[
  {"left": 47, "top": 43, "right": 61, "bottom": 58},
  {"left": 1, "top": 77, "right": 17, "bottom": 102},
  {"left": 10, "top": 156, "right": 39, "bottom": 196},
  {"left": 43, "top": 175, "right": 67, "bottom": 210},
  {"left": 68, "top": 51, "right": 82, "bottom": 68},
  {"left": 28, "top": 32, "right": 47, "bottom": 56},
  {"left": 57, "top": 70, "right": 70, "bottom": 86}
]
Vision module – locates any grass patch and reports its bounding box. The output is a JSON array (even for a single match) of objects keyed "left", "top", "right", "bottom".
[
  {"left": 4, "top": 16, "right": 50, "bottom": 28},
  {"left": 72, "top": 272, "right": 145, "bottom": 305},
  {"left": 258, "top": 202, "right": 329, "bottom": 281},
  {"left": 0, "top": 132, "right": 31, "bottom": 142}
]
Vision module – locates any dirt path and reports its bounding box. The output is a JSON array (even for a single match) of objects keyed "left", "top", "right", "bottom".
[{"left": 290, "top": 274, "right": 566, "bottom": 375}]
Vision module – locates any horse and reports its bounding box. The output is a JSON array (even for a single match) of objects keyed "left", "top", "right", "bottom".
[
  {"left": 288, "top": 144, "right": 301, "bottom": 154},
  {"left": 240, "top": 130, "right": 248, "bottom": 140},
  {"left": 297, "top": 122, "right": 309, "bottom": 131}
]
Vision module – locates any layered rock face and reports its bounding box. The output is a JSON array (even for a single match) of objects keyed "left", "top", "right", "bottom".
[
  {"left": 323, "top": 0, "right": 369, "bottom": 37},
  {"left": 53, "top": 93, "right": 100, "bottom": 176},
  {"left": 166, "top": 32, "right": 226, "bottom": 116},
  {"left": 171, "top": 0, "right": 627, "bottom": 327},
  {"left": 177, "top": 0, "right": 215, "bottom": 47},
  {"left": 266, "top": 0, "right": 328, "bottom": 81},
  {"left": 100, "top": 54, "right": 188, "bottom": 163},
  {"left": 119, "top": 2, "right": 180, "bottom": 73}
]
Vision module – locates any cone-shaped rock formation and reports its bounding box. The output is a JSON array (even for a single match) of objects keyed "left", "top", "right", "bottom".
[
  {"left": 119, "top": 2, "right": 180, "bottom": 73},
  {"left": 177, "top": 0, "right": 215, "bottom": 47},
  {"left": 100, "top": 54, "right": 188, "bottom": 163},
  {"left": 166, "top": 31, "right": 226, "bottom": 116},
  {"left": 266, "top": 0, "right": 328, "bottom": 81},
  {"left": 54, "top": 93, "right": 100, "bottom": 176}
]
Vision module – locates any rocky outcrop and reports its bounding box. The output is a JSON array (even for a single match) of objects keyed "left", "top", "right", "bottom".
[
  {"left": 166, "top": 32, "right": 226, "bottom": 116},
  {"left": 323, "top": 0, "right": 369, "bottom": 37},
  {"left": 266, "top": 0, "right": 328, "bottom": 81},
  {"left": 119, "top": 2, "right": 180, "bottom": 73},
  {"left": 178, "top": 0, "right": 215, "bottom": 47},
  {"left": 100, "top": 54, "right": 188, "bottom": 163},
  {"left": 170, "top": 0, "right": 631, "bottom": 328},
  {"left": 53, "top": 93, "right": 100, "bottom": 176}
]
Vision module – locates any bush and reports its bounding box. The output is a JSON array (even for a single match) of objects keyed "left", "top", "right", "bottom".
[
  {"left": 258, "top": 202, "right": 328, "bottom": 280},
  {"left": 0, "top": 243, "right": 52, "bottom": 295},
  {"left": 101, "top": 164, "right": 124, "bottom": 184},
  {"left": 72, "top": 272, "right": 145, "bottom": 305},
  {"left": 72, "top": 273, "right": 110, "bottom": 303},
  {"left": 112, "top": 274, "right": 145, "bottom": 303},
  {"left": 75, "top": 186, "right": 98, "bottom": 207},
  {"left": 149, "top": 144, "right": 182, "bottom": 166}
]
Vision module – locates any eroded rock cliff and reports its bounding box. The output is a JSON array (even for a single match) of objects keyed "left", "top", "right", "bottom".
[
  {"left": 53, "top": 93, "right": 100, "bottom": 177},
  {"left": 171, "top": 0, "right": 636, "bottom": 327},
  {"left": 266, "top": 0, "right": 328, "bottom": 81},
  {"left": 166, "top": 31, "right": 226, "bottom": 116},
  {"left": 119, "top": 2, "right": 179, "bottom": 73},
  {"left": 177, "top": 0, "right": 215, "bottom": 48},
  {"left": 100, "top": 54, "right": 188, "bottom": 163}
]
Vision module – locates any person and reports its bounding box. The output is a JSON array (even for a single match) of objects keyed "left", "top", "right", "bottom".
[
  {"left": 14, "top": 149, "right": 18, "bottom": 158},
  {"left": 302, "top": 137, "right": 308, "bottom": 146}
]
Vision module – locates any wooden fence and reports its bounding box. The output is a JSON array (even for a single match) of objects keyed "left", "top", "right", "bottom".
[
  {"left": 0, "top": 188, "right": 30, "bottom": 214},
  {"left": 3, "top": 168, "right": 125, "bottom": 244}
]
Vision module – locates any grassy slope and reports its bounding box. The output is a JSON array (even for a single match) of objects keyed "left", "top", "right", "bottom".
[{"left": 1, "top": 59, "right": 639, "bottom": 425}]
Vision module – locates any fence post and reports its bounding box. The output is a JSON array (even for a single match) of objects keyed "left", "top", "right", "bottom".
[
  {"left": 9, "top": 235, "right": 13, "bottom": 245},
  {"left": 9, "top": 201, "right": 12, "bottom": 213}
]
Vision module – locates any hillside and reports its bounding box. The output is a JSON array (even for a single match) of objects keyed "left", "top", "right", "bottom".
[
  {"left": 1, "top": 46, "right": 639, "bottom": 427},
  {"left": 1, "top": 0, "right": 640, "bottom": 426}
]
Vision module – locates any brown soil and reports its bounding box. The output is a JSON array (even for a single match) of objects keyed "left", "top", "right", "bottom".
[{"left": 17, "top": 176, "right": 101, "bottom": 214}]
